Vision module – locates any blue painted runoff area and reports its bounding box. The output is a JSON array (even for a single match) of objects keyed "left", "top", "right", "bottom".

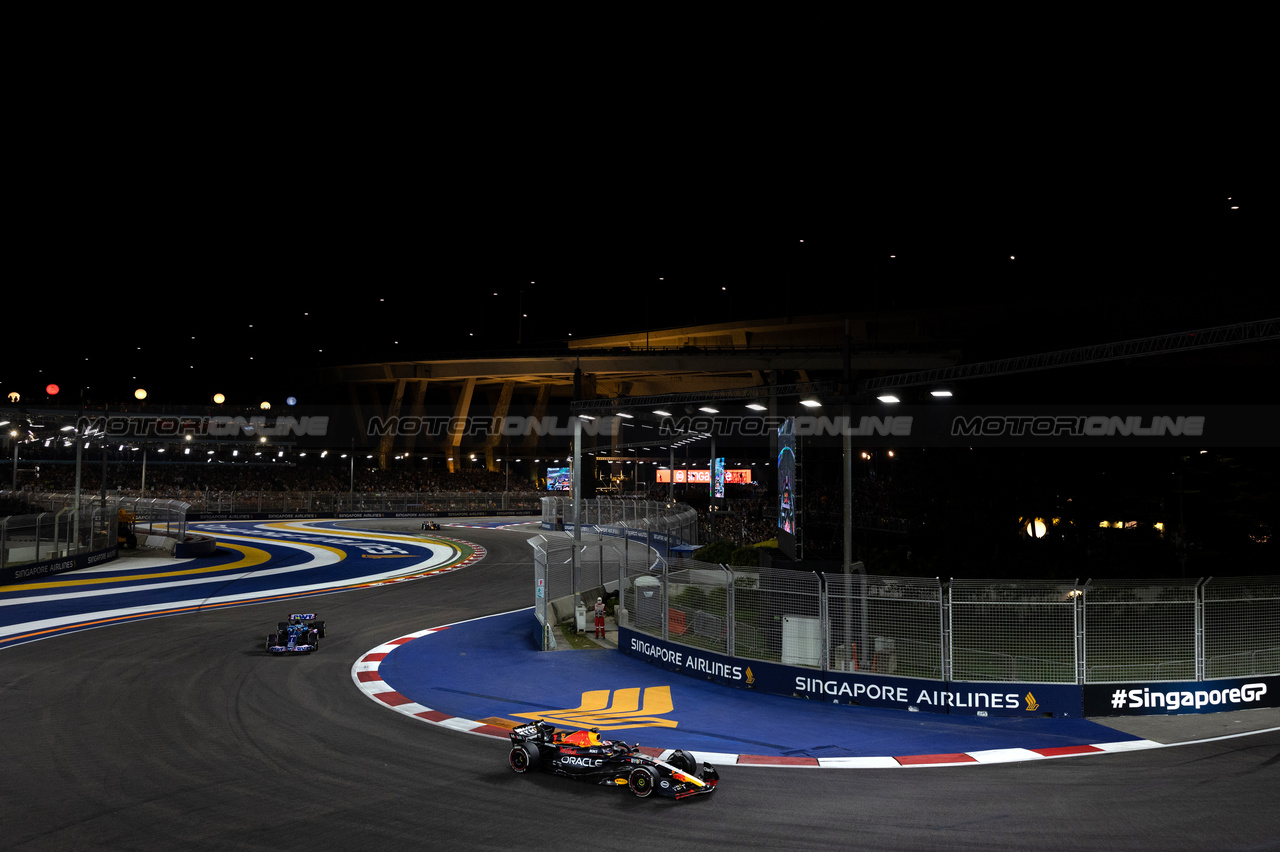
[{"left": 376, "top": 608, "right": 1140, "bottom": 759}]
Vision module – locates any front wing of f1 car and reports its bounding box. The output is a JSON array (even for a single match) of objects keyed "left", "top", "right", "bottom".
[{"left": 508, "top": 721, "right": 717, "bottom": 800}]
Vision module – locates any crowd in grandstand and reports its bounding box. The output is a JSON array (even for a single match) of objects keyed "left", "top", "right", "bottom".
[
  {"left": 4, "top": 445, "right": 922, "bottom": 565},
  {"left": 5, "top": 449, "right": 1224, "bottom": 579},
  {"left": 6, "top": 463, "right": 544, "bottom": 499},
  {"left": 4, "top": 453, "right": 910, "bottom": 550}
]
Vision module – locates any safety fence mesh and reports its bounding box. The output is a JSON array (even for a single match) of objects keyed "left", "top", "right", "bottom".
[
  {"left": 1082, "top": 578, "right": 1199, "bottom": 683},
  {"left": 605, "top": 563, "right": 1278, "bottom": 685},
  {"left": 189, "top": 490, "right": 542, "bottom": 516},
  {"left": 2, "top": 491, "right": 190, "bottom": 570},
  {"left": 950, "top": 579, "right": 1079, "bottom": 684},
  {"left": 526, "top": 501, "right": 1276, "bottom": 684},
  {"left": 541, "top": 497, "right": 699, "bottom": 547},
  {"left": 0, "top": 506, "right": 116, "bottom": 572},
  {"left": 828, "top": 575, "right": 943, "bottom": 679},
  {"left": 1203, "top": 576, "right": 1280, "bottom": 678}
]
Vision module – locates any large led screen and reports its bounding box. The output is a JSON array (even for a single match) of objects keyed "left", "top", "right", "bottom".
[{"left": 777, "top": 417, "right": 796, "bottom": 558}]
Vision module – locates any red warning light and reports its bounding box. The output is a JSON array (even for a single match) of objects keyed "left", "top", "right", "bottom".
[{"left": 46, "top": 383, "right": 60, "bottom": 395}]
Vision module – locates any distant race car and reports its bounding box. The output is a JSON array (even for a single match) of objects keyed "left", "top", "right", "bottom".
[
  {"left": 508, "top": 721, "right": 718, "bottom": 800},
  {"left": 265, "top": 614, "right": 326, "bottom": 654},
  {"left": 421, "top": 521, "right": 442, "bottom": 530}
]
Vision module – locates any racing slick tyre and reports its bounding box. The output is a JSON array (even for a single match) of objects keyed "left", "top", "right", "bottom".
[
  {"left": 278, "top": 622, "right": 289, "bottom": 633},
  {"left": 627, "top": 765, "right": 658, "bottom": 798},
  {"left": 266, "top": 634, "right": 277, "bottom": 651},
  {"left": 509, "top": 743, "right": 540, "bottom": 774},
  {"left": 669, "top": 750, "right": 699, "bottom": 777},
  {"left": 311, "top": 620, "right": 326, "bottom": 638}
]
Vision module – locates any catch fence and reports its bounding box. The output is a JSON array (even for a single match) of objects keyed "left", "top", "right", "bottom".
[
  {"left": 17, "top": 492, "right": 192, "bottom": 544},
  {"left": 530, "top": 523, "right": 1280, "bottom": 683},
  {"left": 528, "top": 498, "right": 700, "bottom": 649},
  {"left": 540, "top": 495, "right": 700, "bottom": 543},
  {"left": 0, "top": 504, "right": 117, "bottom": 573},
  {"left": 187, "top": 490, "right": 544, "bottom": 516},
  {"left": 1202, "top": 576, "right": 1280, "bottom": 679}
]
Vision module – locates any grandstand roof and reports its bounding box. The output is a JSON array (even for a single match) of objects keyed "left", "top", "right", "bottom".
[{"left": 319, "top": 313, "right": 962, "bottom": 402}]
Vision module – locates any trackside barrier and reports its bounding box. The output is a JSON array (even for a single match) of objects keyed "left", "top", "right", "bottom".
[
  {"left": 0, "top": 502, "right": 118, "bottom": 583},
  {"left": 2, "top": 492, "right": 207, "bottom": 575},
  {"left": 585, "top": 546, "right": 1280, "bottom": 717},
  {"left": 540, "top": 496, "right": 699, "bottom": 551},
  {"left": 528, "top": 498, "right": 698, "bottom": 651},
  {"left": 25, "top": 489, "right": 542, "bottom": 518},
  {"left": 16, "top": 492, "right": 192, "bottom": 548}
]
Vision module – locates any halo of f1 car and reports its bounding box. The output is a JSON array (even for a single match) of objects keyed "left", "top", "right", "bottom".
[
  {"left": 265, "top": 614, "right": 326, "bottom": 654},
  {"left": 508, "top": 720, "right": 718, "bottom": 800}
]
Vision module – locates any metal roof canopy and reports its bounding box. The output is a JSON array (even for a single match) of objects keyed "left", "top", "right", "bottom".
[
  {"left": 860, "top": 318, "right": 1280, "bottom": 392},
  {"left": 569, "top": 380, "right": 837, "bottom": 416}
]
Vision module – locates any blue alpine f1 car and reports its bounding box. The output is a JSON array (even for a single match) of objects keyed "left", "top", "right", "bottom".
[
  {"left": 265, "top": 614, "right": 326, "bottom": 654},
  {"left": 508, "top": 721, "right": 718, "bottom": 800}
]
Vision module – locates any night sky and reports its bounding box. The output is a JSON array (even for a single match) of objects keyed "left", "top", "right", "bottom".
[
  {"left": 5, "top": 26, "right": 1270, "bottom": 412},
  {"left": 4, "top": 107, "right": 1271, "bottom": 412}
]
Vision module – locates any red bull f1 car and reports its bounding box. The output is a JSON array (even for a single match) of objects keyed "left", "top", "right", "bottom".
[
  {"left": 265, "top": 614, "right": 326, "bottom": 654},
  {"left": 508, "top": 721, "right": 718, "bottom": 800}
]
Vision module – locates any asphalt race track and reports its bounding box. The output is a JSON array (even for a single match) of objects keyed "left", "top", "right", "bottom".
[{"left": 1, "top": 519, "right": 1277, "bottom": 851}]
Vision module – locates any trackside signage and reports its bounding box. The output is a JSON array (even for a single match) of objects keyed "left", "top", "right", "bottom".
[
  {"left": 2, "top": 546, "right": 118, "bottom": 584},
  {"left": 1084, "top": 675, "right": 1279, "bottom": 716},
  {"left": 620, "top": 627, "right": 1082, "bottom": 717}
]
